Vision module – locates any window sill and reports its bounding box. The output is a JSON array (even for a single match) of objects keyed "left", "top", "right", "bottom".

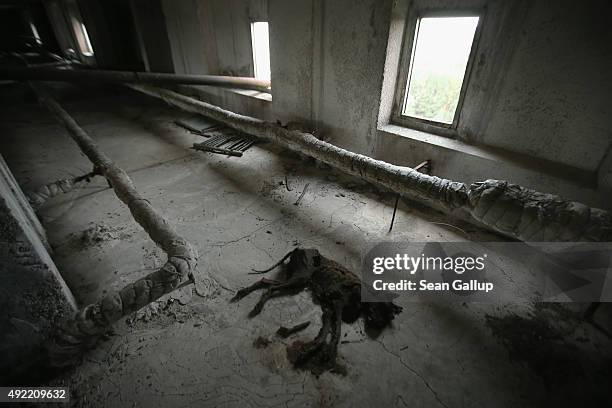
[
  {"left": 378, "top": 123, "right": 597, "bottom": 189},
  {"left": 224, "top": 87, "right": 272, "bottom": 102},
  {"left": 176, "top": 84, "right": 273, "bottom": 121},
  {"left": 186, "top": 85, "right": 272, "bottom": 102}
]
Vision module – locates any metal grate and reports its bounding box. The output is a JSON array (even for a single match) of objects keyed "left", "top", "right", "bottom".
[{"left": 175, "top": 116, "right": 259, "bottom": 157}]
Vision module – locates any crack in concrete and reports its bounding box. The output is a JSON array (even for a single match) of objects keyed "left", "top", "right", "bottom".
[
  {"left": 210, "top": 217, "right": 283, "bottom": 247},
  {"left": 376, "top": 339, "right": 449, "bottom": 408}
]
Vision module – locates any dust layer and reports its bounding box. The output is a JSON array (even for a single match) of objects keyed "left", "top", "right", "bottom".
[{"left": 486, "top": 303, "right": 612, "bottom": 406}]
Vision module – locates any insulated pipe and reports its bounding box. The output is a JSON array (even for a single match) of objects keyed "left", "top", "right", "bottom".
[
  {"left": 26, "top": 175, "right": 89, "bottom": 210},
  {"left": 130, "top": 84, "right": 612, "bottom": 243},
  {"left": 2, "top": 67, "right": 271, "bottom": 92},
  {"left": 30, "top": 83, "right": 208, "bottom": 366}
]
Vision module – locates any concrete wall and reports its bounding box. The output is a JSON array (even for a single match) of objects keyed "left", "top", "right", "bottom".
[
  {"left": 157, "top": 0, "right": 271, "bottom": 115},
  {"left": 78, "top": 0, "right": 144, "bottom": 70},
  {"left": 161, "top": 0, "right": 218, "bottom": 75},
  {"left": 130, "top": 0, "right": 612, "bottom": 208},
  {"left": 314, "top": 0, "right": 393, "bottom": 155},
  {"left": 160, "top": 0, "right": 267, "bottom": 76},
  {"left": 481, "top": 0, "right": 612, "bottom": 173},
  {"left": 131, "top": 0, "right": 174, "bottom": 73},
  {"left": 268, "top": 0, "right": 313, "bottom": 125},
  {"left": 0, "top": 155, "right": 77, "bottom": 383}
]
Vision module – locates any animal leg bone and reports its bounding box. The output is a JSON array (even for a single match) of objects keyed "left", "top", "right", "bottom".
[
  {"left": 288, "top": 305, "right": 333, "bottom": 365},
  {"left": 248, "top": 278, "right": 307, "bottom": 317},
  {"left": 231, "top": 277, "right": 280, "bottom": 302},
  {"left": 325, "top": 301, "right": 344, "bottom": 363}
]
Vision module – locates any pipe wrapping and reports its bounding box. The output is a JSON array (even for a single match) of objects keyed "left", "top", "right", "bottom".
[
  {"left": 130, "top": 84, "right": 612, "bottom": 243},
  {"left": 26, "top": 171, "right": 98, "bottom": 210},
  {"left": 468, "top": 180, "right": 611, "bottom": 242},
  {"left": 26, "top": 178, "right": 77, "bottom": 210},
  {"left": 31, "top": 83, "right": 206, "bottom": 366}
]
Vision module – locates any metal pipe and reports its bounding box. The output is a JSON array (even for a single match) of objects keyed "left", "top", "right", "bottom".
[
  {"left": 30, "top": 83, "right": 215, "bottom": 366},
  {"left": 2, "top": 67, "right": 271, "bottom": 92},
  {"left": 130, "top": 84, "right": 612, "bottom": 243}
]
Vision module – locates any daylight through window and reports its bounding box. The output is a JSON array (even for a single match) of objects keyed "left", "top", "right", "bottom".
[
  {"left": 70, "top": 13, "right": 94, "bottom": 56},
  {"left": 79, "top": 23, "right": 94, "bottom": 56},
  {"left": 402, "top": 16, "right": 479, "bottom": 124},
  {"left": 250, "top": 22, "right": 271, "bottom": 81}
]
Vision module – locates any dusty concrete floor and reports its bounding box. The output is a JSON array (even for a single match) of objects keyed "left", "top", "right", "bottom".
[{"left": 1, "top": 83, "right": 611, "bottom": 407}]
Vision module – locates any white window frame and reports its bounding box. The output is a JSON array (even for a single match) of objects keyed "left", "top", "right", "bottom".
[{"left": 392, "top": 8, "right": 485, "bottom": 138}]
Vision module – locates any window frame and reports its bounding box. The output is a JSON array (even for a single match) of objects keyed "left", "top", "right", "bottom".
[
  {"left": 64, "top": 0, "right": 95, "bottom": 61},
  {"left": 391, "top": 8, "right": 485, "bottom": 138},
  {"left": 72, "top": 19, "right": 94, "bottom": 56}
]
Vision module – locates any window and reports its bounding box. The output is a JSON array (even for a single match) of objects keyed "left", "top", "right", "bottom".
[
  {"left": 78, "top": 22, "right": 94, "bottom": 56},
  {"left": 66, "top": 0, "right": 94, "bottom": 57},
  {"left": 394, "top": 12, "right": 481, "bottom": 133},
  {"left": 250, "top": 22, "right": 271, "bottom": 81},
  {"left": 70, "top": 16, "right": 94, "bottom": 56},
  {"left": 29, "top": 21, "right": 42, "bottom": 46}
]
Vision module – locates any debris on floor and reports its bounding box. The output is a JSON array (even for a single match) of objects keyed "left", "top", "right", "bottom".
[
  {"left": 67, "top": 222, "right": 134, "bottom": 250},
  {"left": 177, "top": 115, "right": 259, "bottom": 157},
  {"left": 192, "top": 129, "right": 258, "bottom": 157},
  {"left": 277, "top": 322, "right": 311, "bottom": 338},
  {"left": 125, "top": 296, "right": 197, "bottom": 329}
]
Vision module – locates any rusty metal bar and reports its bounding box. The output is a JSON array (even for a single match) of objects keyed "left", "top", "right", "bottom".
[{"left": 388, "top": 160, "right": 430, "bottom": 233}]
